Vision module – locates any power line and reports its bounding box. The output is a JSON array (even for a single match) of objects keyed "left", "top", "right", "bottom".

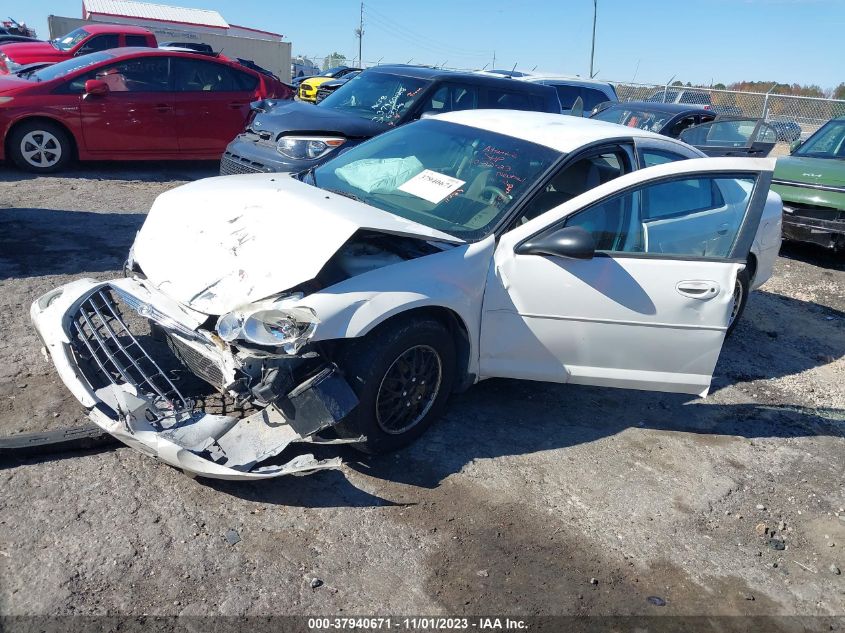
[
  {"left": 363, "top": 6, "right": 490, "bottom": 58},
  {"left": 364, "top": 14, "right": 489, "bottom": 61}
]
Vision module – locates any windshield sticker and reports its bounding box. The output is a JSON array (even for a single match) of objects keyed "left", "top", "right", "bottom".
[
  {"left": 372, "top": 85, "right": 408, "bottom": 124},
  {"left": 398, "top": 170, "right": 465, "bottom": 204}
]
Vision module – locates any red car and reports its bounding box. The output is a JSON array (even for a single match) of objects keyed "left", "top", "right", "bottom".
[
  {"left": 0, "top": 48, "right": 294, "bottom": 172},
  {"left": 0, "top": 24, "right": 157, "bottom": 74}
]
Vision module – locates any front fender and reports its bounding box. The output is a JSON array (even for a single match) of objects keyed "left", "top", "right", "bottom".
[{"left": 304, "top": 236, "right": 496, "bottom": 376}]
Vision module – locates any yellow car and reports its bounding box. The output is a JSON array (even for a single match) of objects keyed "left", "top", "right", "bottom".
[{"left": 298, "top": 66, "right": 360, "bottom": 103}]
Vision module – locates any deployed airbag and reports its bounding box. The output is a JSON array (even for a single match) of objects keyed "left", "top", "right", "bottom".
[{"left": 335, "top": 156, "right": 423, "bottom": 194}]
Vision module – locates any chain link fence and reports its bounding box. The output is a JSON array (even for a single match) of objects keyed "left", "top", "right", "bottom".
[{"left": 610, "top": 81, "right": 845, "bottom": 144}]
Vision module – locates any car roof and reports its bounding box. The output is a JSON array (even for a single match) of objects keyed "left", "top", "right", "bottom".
[
  {"left": 521, "top": 74, "right": 614, "bottom": 89},
  {"left": 82, "top": 23, "right": 153, "bottom": 35},
  {"left": 603, "top": 101, "right": 711, "bottom": 114},
  {"left": 431, "top": 109, "right": 668, "bottom": 153},
  {"left": 90, "top": 47, "right": 247, "bottom": 67},
  {"left": 366, "top": 64, "right": 547, "bottom": 88}
]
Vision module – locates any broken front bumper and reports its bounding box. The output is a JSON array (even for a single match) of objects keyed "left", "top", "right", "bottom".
[{"left": 30, "top": 278, "right": 358, "bottom": 480}]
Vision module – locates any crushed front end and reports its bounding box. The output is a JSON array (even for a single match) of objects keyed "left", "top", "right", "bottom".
[{"left": 30, "top": 277, "right": 360, "bottom": 480}]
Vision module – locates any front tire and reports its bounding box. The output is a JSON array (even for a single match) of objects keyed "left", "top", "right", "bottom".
[
  {"left": 726, "top": 268, "right": 750, "bottom": 336},
  {"left": 8, "top": 120, "right": 73, "bottom": 173},
  {"left": 335, "top": 317, "right": 455, "bottom": 454}
]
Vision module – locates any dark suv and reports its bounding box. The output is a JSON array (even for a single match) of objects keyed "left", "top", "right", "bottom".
[{"left": 220, "top": 65, "right": 560, "bottom": 175}]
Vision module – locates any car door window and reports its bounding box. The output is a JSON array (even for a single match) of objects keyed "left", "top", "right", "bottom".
[
  {"left": 518, "top": 149, "right": 629, "bottom": 224},
  {"left": 420, "top": 83, "right": 479, "bottom": 114},
  {"left": 173, "top": 58, "right": 253, "bottom": 92},
  {"left": 681, "top": 120, "right": 757, "bottom": 148},
  {"left": 487, "top": 89, "right": 528, "bottom": 110},
  {"left": 757, "top": 123, "right": 778, "bottom": 144},
  {"left": 125, "top": 35, "right": 150, "bottom": 47},
  {"left": 77, "top": 34, "right": 119, "bottom": 55},
  {"left": 666, "top": 115, "right": 699, "bottom": 137},
  {"left": 638, "top": 148, "right": 689, "bottom": 168},
  {"left": 580, "top": 88, "right": 610, "bottom": 112},
  {"left": 552, "top": 84, "right": 581, "bottom": 109},
  {"left": 561, "top": 174, "right": 757, "bottom": 257},
  {"left": 65, "top": 56, "right": 171, "bottom": 92}
]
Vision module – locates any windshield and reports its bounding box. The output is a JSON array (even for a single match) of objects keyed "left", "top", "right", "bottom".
[
  {"left": 794, "top": 120, "right": 845, "bottom": 159},
  {"left": 28, "top": 51, "right": 113, "bottom": 82},
  {"left": 312, "top": 119, "right": 562, "bottom": 240},
  {"left": 51, "top": 27, "right": 90, "bottom": 51},
  {"left": 322, "top": 66, "right": 347, "bottom": 78},
  {"left": 591, "top": 106, "right": 673, "bottom": 133},
  {"left": 318, "top": 71, "right": 428, "bottom": 125}
]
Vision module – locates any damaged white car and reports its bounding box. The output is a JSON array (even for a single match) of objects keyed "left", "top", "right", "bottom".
[{"left": 31, "top": 111, "right": 782, "bottom": 480}]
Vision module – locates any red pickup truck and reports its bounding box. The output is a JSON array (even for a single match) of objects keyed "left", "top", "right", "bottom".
[{"left": 0, "top": 24, "right": 156, "bottom": 74}]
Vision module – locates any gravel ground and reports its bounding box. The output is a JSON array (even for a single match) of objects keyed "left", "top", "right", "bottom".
[{"left": 0, "top": 162, "right": 844, "bottom": 623}]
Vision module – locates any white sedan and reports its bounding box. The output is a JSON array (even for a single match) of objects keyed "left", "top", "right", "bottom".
[{"left": 31, "top": 111, "right": 782, "bottom": 479}]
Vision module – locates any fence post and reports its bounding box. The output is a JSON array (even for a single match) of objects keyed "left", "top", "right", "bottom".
[
  {"left": 761, "top": 84, "right": 777, "bottom": 120},
  {"left": 662, "top": 75, "right": 675, "bottom": 103}
]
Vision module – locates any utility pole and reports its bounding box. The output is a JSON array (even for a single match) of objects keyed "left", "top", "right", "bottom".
[
  {"left": 492, "top": 50, "right": 496, "bottom": 69},
  {"left": 356, "top": 2, "right": 364, "bottom": 67},
  {"left": 589, "top": 0, "right": 597, "bottom": 78}
]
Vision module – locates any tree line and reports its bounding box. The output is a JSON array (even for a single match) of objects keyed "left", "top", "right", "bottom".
[{"left": 678, "top": 80, "right": 845, "bottom": 100}]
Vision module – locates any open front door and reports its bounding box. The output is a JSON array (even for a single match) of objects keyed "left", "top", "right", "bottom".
[
  {"left": 479, "top": 157, "right": 774, "bottom": 396},
  {"left": 679, "top": 119, "right": 778, "bottom": 157}
]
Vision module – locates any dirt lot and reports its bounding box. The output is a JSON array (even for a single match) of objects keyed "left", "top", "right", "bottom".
[{"left": 0, "top": 162, "right": 844, "bottom": 625}]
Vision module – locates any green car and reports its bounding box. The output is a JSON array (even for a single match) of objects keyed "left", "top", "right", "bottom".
[{"left": 772, "top": 116, "right": 845, "bottom": 251}]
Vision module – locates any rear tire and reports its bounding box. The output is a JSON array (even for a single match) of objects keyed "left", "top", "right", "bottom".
[
  {"left": 8, "top": 120, "right": 73, "bottom": 173},
  {"left": 335, "top": 317, "right": 455, "bottom": 454},
  {"left": 726, "top": 268, "right": 750, "bottom": 337}
]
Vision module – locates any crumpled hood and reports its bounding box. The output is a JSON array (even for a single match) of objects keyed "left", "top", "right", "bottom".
[
  {"left": 132, "top": 174, "right": 461, "bottom": 315},
  {"left": 252, "top": 100, "right": 389, "bottom": 139},
  {"left": 774, "top": 156, "right": 845, "bottom": 189}
]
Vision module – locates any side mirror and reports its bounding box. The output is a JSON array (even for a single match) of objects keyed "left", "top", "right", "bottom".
[
  {"left": 516, "top": 225, "right": 596, "bottom": 260},
  {"left": 84, "top": 79, "right": 109, "bottom": 97},
  {"left": 789, "top": 139, "right": 802, "bottom": 154}
]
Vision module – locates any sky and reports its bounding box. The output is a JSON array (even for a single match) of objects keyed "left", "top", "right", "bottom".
[{"left": 15, "top": 0, "right": 845, "bottom": 89}]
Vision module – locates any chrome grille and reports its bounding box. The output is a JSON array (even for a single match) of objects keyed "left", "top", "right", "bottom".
[
  {"left": 166, "top": 334, "right": 224, "bottom": 389},
  {"left": 68, "top": 289, "right": 191, "bottom": 421},
  {"left": 220, "top": 152, "right": 266, "bottom": 176}
]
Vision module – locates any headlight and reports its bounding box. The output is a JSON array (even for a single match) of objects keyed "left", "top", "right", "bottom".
[
  {"left": 1, "top": 57, "right": 22, "bottom": 73},
  {"left": 276, "top": 136, "right": 345, "bottom": 160},
  {"left": 216, "top": 302, "right": 318, "bottom": 355},
  {"left": 0, "top": 97, "right": 13, "bottom": 104}
]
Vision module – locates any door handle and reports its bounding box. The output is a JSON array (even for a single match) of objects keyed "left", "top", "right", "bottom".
[
  {"left": 228, "top": 101, "right": 249, "bottom": 109},
  {"left": 676, "top": 280, "right": 720, "bottom": 300},
  {"left": 154, "top": 104, "right": 173, "bottom": 113}
]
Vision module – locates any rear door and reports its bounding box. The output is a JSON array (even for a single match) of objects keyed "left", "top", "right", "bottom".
[
  {"left": 680, "top": 119, "right": 777, "bottom": 157},
  {"left": 417, "top": 82, "right": 480, "bottom": 115},
  {"left": 171, "top": 57, "right": 259, "bottom": 152},
  {"left": 75, "top": 55, "right": 177, "bottom": 153},
  {"left": 480, "top": 157, "right": 774, "bottom": 396}
]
